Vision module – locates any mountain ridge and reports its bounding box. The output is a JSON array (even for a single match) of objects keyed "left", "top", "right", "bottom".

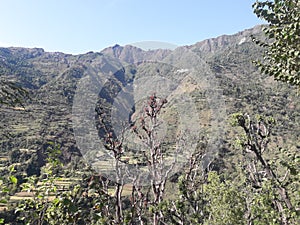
[
  {"left": 0, "top": 25, "right": 264, "bottom": 63},
  {"left": 0, "top": 25, "right": 298, "bottom": 174}
]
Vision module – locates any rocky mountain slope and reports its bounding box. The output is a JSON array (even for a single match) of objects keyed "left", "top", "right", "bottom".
[{"left": 0, "top": 25, "right": 299, "bottom": 173}]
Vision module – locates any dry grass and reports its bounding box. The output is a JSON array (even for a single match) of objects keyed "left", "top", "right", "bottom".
[
  {"left": 0, "top": 206, "right": 8, "bottom": 211},
  {"left": 107, "top": 183, "right": 133, "bottom": 196},
  {"left": 14, "top": 192, "right": 35, "bottom": 197},
  {"left": 0, "top": 156, "right": 8, "bottom": 161}
]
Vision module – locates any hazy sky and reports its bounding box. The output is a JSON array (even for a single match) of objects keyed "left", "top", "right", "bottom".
[{"left": 0, "top": 0, "right": 263, "bottom": 54}]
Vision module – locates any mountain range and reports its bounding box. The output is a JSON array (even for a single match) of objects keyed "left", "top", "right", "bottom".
[{"left": 0, "top": 25, "right": 299, "bottom": 174}]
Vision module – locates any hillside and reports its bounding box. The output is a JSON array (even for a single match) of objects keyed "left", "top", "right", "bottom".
[{"left": 0, "top": 25, "right": 299, "bottom": 175}]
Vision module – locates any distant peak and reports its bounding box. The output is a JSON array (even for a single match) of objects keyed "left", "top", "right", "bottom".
[{"left": 112, "top": 44, "right": 122, "bottom": 49}]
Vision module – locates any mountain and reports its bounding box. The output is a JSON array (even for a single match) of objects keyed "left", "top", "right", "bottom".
[{"left": 0, "top": 25, "right": 299, "bottom": 175}]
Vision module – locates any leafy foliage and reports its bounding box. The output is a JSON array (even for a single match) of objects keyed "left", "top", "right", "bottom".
[
  {"left": 252, "top": 0, "right": 300, "bottom": 85},
  {"left": 203, "top": 172, "right": 246, "bottom": 225},
  {"left": 231, "top": 113, "right": 298, "bottom": 224}
]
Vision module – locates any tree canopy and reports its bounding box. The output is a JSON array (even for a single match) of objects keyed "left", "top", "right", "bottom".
[{"left": 252, "top": 0, "right": 300, "bottom": 86}]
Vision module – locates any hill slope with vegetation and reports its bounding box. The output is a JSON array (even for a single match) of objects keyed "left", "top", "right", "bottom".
[{"left": 0, "top": 21, "right": 299, "bottom": 224}]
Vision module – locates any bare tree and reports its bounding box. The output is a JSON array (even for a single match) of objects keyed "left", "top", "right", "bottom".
[
  {"left": 129, "top": 93, "right": 171, "bottom": 224},
  {"left": 234, "top": 113, "right": 293, "bottom": 225}
]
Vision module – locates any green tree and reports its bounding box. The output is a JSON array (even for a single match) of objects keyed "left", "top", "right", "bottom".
[
  {"left": 14, "top": 144, "right": 111, "bottom": 225},
  {"left": 0, "top": 166, "right": 19, "bottom": 224},
  {"left": 231, "top": 113, "right": 298, "bottom": 224},
  {"left": 203, "top": 172, "right": 246, "bottom": 225},
  {"left": 252, "top": 0, "right": 300, "bottom": 85}
]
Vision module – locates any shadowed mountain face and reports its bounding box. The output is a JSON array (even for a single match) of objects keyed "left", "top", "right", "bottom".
[{"left": 0, "top": 25, "right": 299, "bottom": 169}]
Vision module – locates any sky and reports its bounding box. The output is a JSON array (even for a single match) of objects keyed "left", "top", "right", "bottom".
[{"left": 0, "top": 0, "right": 263, "bottom": 54}]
